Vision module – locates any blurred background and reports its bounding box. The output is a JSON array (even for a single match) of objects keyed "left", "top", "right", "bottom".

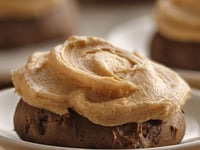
[{"left": 0, "top": 0, "right": 199, "bottom": 90}]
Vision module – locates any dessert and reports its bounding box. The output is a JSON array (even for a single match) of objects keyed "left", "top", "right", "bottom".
[
  {"left": 150, "top": 0, "right": 200, "bottom": 70},
  {"left": 12, "top": 36, "right": 191, "bottom": 148},
  {"left": 0, "top": 0, "right": 77, "bottom": 48}
]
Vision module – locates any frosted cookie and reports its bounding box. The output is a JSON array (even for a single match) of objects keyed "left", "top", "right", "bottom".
[{"left": 12, "top": 36, "right": 191, "bottom": 148}]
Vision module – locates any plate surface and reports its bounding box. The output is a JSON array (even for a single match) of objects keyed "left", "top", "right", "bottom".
[
  {"left": 108, "top": 15, "right": 200, "bottom": 89},
  {"left": 0, "top": 88, "right": 200, "bottom": 150}
]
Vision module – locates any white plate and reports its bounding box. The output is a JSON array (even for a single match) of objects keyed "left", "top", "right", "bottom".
[
  {"left": 0, "top": 88, "right": 200, "bottom": 150},
  {"left": 0, "top": 40, "right": 63, "bottom": 83},
  {"left": 107, "top": 15, "right": 200, "bottom": 89}
]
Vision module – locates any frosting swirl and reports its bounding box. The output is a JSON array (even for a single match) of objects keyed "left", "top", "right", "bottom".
[
  {"left": 0, "top": 0, "right": 66, "bottom": 19},
  {"left": 12, "top": 36, "right": 191, "bottom": 126},
  {"left": 154, "top": 0, "right": 200, "bottom": 42}
]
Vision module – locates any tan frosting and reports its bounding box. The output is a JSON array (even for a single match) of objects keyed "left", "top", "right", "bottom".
[
  {"left": 172, "top": 0, "right": 200, "bottom": 14},
  {"left": 12, "top": 36, "right": 191, "bottom": 126},
  {"left": 154, "top": 0, "right": 200, "bottom": 42},
  {"left": 0, "top": 0, "right": 66, "bottom": 19}
]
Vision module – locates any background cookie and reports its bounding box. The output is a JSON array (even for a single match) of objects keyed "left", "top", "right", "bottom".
[{"left": 0, "top": 0, "right": 78, "bottom": 49}]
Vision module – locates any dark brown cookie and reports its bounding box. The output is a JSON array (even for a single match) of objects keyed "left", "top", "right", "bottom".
[
  {"left": 150, "top": 32, "right": 200, "bottom": 70},
  {"left": 0, "top": 0, "right": 77, "bottom": 49},
  {"left": 14, "top": 99, "right": 185, "bottom": 149}
]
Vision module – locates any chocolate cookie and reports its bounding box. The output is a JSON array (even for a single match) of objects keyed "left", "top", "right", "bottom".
[
  {"left": 14, "top": 99, "right": 186, "bottom": 149},
  {"left": 0, "top": 0, "right": 77, "bottom": 49},
  {"left": 150, "top": 32, "right": 200, "bottom": 70}
]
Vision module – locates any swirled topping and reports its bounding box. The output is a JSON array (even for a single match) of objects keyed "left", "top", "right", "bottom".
[
  {"left": 12, "top": 36, "right": 191, "bottom": 126},
  {"left": 0, "top": 0, "right": 66, "bottom": 19},
  {"left": 154, "top": 0, "right": 200, "bottom": 42}
]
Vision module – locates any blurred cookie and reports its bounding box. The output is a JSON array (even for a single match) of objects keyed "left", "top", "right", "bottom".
[
  {"left": 0, "top": 0, "right": 78, "bottom": 49},
  {"left": 150, "top": 0, "right": 200, "bottom": 70}
]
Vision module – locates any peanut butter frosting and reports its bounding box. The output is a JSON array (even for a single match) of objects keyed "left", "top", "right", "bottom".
[
  {"left": 0, "top": 0, "right": 66, "bottom": 19},
  {"left": 12, "top": 36, "right": 191, "bottom": 126},
  {"left": 154, "top": 0, "right": 200, "bottom": 42}
]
